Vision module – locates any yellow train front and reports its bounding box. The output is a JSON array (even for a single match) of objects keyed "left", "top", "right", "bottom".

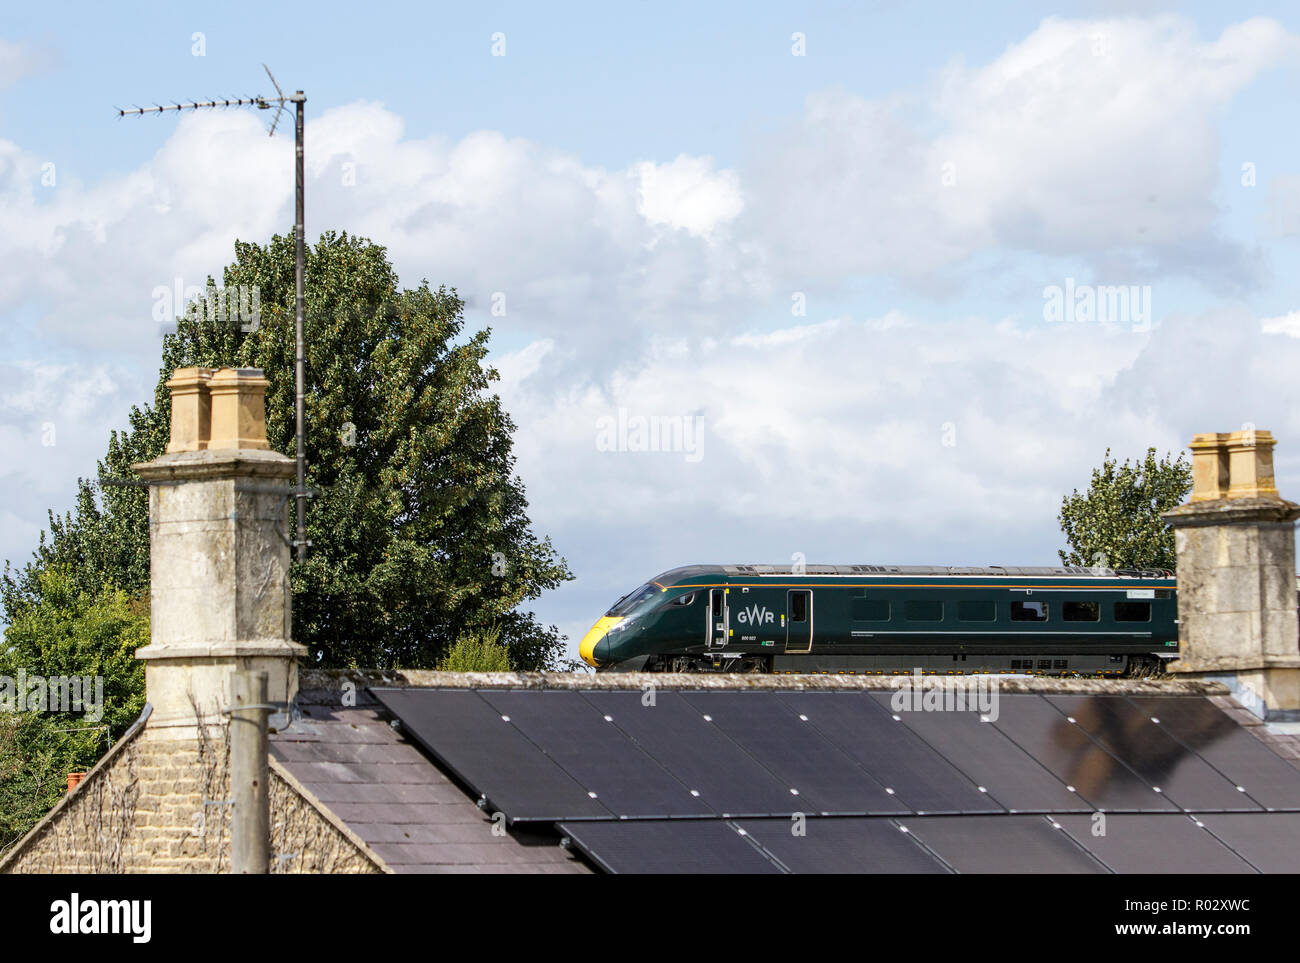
[{"left": 580, "top": 563, "right": 1179, "bottom": 675}]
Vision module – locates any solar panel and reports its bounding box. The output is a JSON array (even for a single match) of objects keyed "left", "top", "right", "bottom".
[
  {"left": 1193, "top": 813, "right": 1300, "bottom": 873},
  {"left": 1052, "top": 814, "right": 1257, "bottom": 874},
  {"left": 477, "top": 690, "right": 710, "bottom": 818},
  {"left": 1047, "top": 696, "right": 1259, "bottom": 812},
  {"left": 775, "top": 692, "right": 1000, "bottom": 814},
  {"left": 738, "top": 817, "right": 950, "bottom": 873},
  {"left": 679, "top": 691, "right": 907, "bottom": 815},
  {"left": 991, "top": 695, "right": 1176, "bottom": 812},
  {"left": 1128, "top": 697, "right": 1300, "bottom": 810},
  {"left": 901, "top": 815, "right": 1108, "bottom": 873},
  {"left": 557, "top": 820, "right": 783, "bottom": 874},
  {"left": 580, "top": 691, "right": 802, "bottom": 816},
  {"left": 370, "top": 688, "right": 610, "bottom": 822},
  {"left": 869, "top": 693, "right": 1086, "bottom": 813}
]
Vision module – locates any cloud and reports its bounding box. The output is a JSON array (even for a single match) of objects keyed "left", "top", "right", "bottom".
[
  {"left": 0, "top": 360, "right": 137, "bottom": 581},
  {"left": 0, "top": 39, "right": 52, "bottom": 91},
  {"left": 634, "top": 154, "right": 744, "bottom": 238},
  {"left": 745, "top": 16, "right": 1297, "bottom": 291},
  {"left": 1261, "top": 310, "right": 1300, "bottom": 337},
  {"left": 502, "top": 300, "right": 1300, "bottom": 657}
]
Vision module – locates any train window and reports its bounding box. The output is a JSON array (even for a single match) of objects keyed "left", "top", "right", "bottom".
[
  {"left": 851, "top": 599, "right": 891, "bottom": 621},
  {"left": 671, "top": 592, "right": 696, "bottom": 607},
  {"left": 904, "top": 600, "right": 943, "bottom": 622},
  {"left": 790, "top": 592, "right": 808, "bottom": 622},
  {"left": 712, "top": 592, "right": 725, "bottom": 617},
  {"left": 956, "top": 601, "right": 995, "bottom": 621},
  {"left": 1010, "top": 601, "right": 1048, "bottom": 622},
  {"left": 607, "top": 582, "right": 658, "bottom": 616},
  {"left": 1063, "top": 600, "right": 1100, "bottom": 622},
  {"left": 1115, "top": 601, "right": 1152, "bottom": 622}
]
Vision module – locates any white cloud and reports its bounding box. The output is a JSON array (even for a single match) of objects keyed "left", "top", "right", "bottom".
[
  {"left": 0, "top": 360, "right": 139, "bottom": 582},
  {"left": 746, "top": 16, "right": 1297, "bottom": 289},
  {"left": 1261, "top": 310, "right": 1300, "bottom": 337},
  {"left": 634, "top": 154, "right": 744, "bottom": 238}
]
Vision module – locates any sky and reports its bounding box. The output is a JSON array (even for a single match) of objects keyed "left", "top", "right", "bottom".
[{"left": 2, "top": 1, "right": 1300, "bottom": 664}]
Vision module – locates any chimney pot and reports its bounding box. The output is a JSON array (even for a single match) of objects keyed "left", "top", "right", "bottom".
[
  {"left": 1225, "top": 429, "right": 1279, "bottom": 500},
  {"left": 207, "top": 367, "right": 271, "bottom": 450},
  {"left": 163, "top": 367, "right": 215, "bottom": 453}
]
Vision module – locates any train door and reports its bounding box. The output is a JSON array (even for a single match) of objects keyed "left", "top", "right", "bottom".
[
  {"left": 707, "top": 588, "right": 729, "bottom": 648},
  {"left": 785, "top": 589, "right": 813, "bottom": 653}
]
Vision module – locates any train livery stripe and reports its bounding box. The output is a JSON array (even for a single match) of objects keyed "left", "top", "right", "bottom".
[{"left": 666, "top": 582, "right": 1172, "bottom": 591}]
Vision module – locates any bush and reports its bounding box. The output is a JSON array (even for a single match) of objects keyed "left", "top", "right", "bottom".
[{"left": 436, "top": 625, "right": 513, "bottom": 672}]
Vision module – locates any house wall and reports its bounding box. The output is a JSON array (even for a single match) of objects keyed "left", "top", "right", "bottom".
[{"left": 1, "top": 724, "right": 381, "bottom": 874}]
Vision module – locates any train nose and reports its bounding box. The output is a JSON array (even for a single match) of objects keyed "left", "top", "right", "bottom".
[{"left": 580, "top": 616, "right": 625, "bottom": 667}]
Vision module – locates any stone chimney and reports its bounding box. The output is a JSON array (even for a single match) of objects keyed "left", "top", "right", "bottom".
[
  {"left": 133, "top": 367, "right": 305, "bottom": 738},
  {"left": 1163, "top": 429, "right": 1300, "bottom": 720}
]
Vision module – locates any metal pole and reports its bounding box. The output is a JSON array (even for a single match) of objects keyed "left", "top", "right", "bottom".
[
  {"left": 293, "top": 92, "right": 308, "bottom": 560},
  {"left": 230, "top": 670, "right": 270, "bottom": 874}
]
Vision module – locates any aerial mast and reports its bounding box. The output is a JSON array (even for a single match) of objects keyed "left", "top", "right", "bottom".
[{"left": 117, "top": 66, "right": 311, "bottom": 560}]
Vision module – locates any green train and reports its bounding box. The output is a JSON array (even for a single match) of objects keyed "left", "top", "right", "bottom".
[{"left": 579, "top": 564, "right": 1178, "bottom": 675}]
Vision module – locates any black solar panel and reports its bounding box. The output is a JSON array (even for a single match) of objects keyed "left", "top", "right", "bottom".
[
  {"left": 372, "top": 685, "right": 1300, "bottom": 873},
  {"left": 477, "top": 690, "right": 710, "bottom": 818},
  {"left": 1052, "top": 814, "right": 1257, "bottom": 874},
  {"left": 680, "top": 692, "right": 907, "bottom": 815},
  {"left": 902, "top": 815, "right": 1108, "bottom": 873},
  {"left": 370, "top": 688, "right": 611, "bottom": 822},
  {"left": 738, "top": 817, "right": 950, "bottom": 873},
  {"left": 992, "top": 695, "right": 1175, "bottom": 812},
  {"left": 580, "top": 690, "right": 806, "bottom": 816},
  {"left": 776, "top": 692, "right": 1000, "bottom": 814},
  {"left": 869, "top": 693, "right": 1086, "bottom": 813},
  {"left": 1193, "top": 813, "right": 1300, "bottom": 873},
  {"left": 1128, "top": 697, "right": 1300, "bottom": 810},
  {"left": 557, "top": 820, "right": 783, "bottom": 874},
  {"left": 1047, "top": 696, "right": 1259, "bottom": 812}
]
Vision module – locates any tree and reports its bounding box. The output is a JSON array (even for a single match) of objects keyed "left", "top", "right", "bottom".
[
  {"left": 0, "top": 569, "right": 148, "bottom": 851},
  {"left": 1057, "top": 448, "right": 1191, "bottom": 571},
  {"left": 3, "top": 230, "right": 573, "bottom": 669}
]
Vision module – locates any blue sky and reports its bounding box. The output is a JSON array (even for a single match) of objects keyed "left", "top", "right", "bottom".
[{"left": 3, "top": 2, "right": 1300, "bottom": 661}]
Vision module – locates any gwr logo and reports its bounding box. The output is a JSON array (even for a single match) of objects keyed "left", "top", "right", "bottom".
[{"left": 736, "top": 605, "right": 775, "bottom": 625}]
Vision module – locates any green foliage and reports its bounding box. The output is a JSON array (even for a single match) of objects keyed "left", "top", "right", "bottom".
[
  {"left": 0, "top": 569, "right": 148, "bottom": 852},
  {"left": 1058, "top": 448, "right": 1192, "bottom": 571},
  {"left": 436, "top": 624, "right": 513, "bottom": 672},
  {"left": 3, "top": 230, "right": 573, "bottom": 670}
]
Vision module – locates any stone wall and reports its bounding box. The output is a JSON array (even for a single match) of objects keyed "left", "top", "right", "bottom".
[{"left": 1, "top": 723, "right": 381, "bottom": 874}]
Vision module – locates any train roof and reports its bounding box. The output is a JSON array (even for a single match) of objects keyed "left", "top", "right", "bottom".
[{"left": 654, "top": 563, "right": 1174, "bottom": 584}]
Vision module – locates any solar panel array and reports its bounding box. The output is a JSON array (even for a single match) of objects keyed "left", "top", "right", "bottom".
[{"left": 371, "top": 687, "right": 1300, "bottom": 873}]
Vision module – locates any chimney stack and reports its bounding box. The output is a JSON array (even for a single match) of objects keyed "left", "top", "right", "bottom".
[
  {"left": 1163, "top": 429, "right": 1300, "bottom": 720},
  {"left": 133, "top": 367, "right": 305, "bottom": 738}
]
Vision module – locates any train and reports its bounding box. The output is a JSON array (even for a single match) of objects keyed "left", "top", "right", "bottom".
[{"left": 579, "top": 563, "right": 1178, "bottom": 675}]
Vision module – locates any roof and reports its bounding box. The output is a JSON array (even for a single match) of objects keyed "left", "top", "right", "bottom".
[
  {"left": 652, "top": 564, "right": 1174, "bottom": 584},
  {"left": 295, "top": 670, "right": 1300, "bottom": 874},
  {"left": 269, "top": 684, "right": 590, "bottom": 874}
]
